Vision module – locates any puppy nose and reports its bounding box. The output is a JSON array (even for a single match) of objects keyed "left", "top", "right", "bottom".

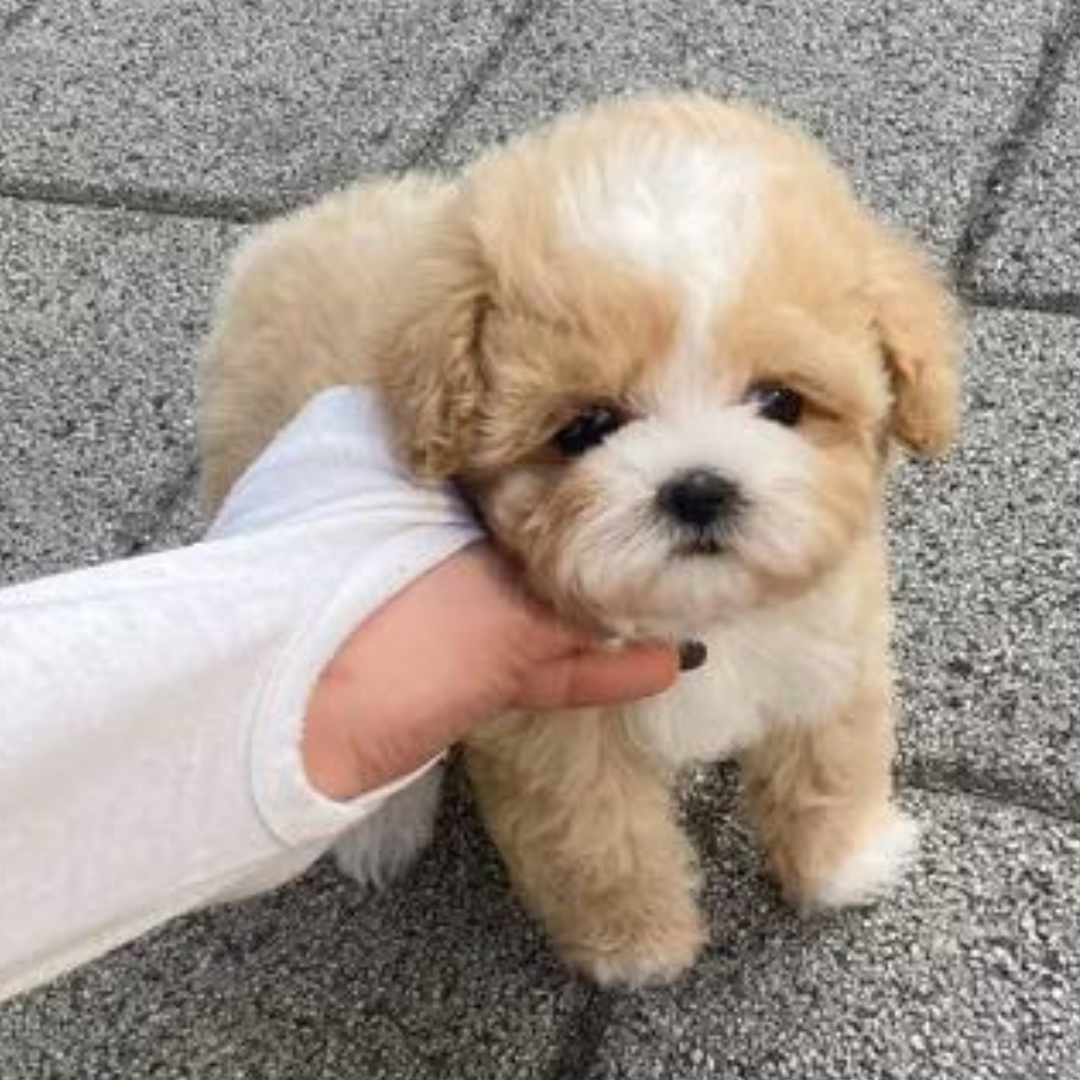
[{"left": 657, "top": 469, "right": 740, "bottom": 528}]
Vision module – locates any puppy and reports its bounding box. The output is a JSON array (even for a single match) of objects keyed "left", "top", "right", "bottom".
[{"left": 198, "top": 94, "right": 960, "bottom": 986}]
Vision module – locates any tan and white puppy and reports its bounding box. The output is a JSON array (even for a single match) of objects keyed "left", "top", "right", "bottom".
[{"left": 199, "top": 94, "right": 960, "bottom": 986}]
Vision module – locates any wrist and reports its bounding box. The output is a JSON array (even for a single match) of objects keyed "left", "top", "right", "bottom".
[
  {"left": 301, "top": 685, "right": 368, "bottom": 801},
  {"left": 301, "top": 640, "right": 448, "bottom": 801}
]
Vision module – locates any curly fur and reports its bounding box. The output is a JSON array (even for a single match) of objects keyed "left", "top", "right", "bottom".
[{"left": 198, "top": 94, "right": 959, "bottom": 985}]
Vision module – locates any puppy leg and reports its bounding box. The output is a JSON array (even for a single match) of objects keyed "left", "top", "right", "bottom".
[
  {"left": 466, "top": 712, "right": 705, "bottom": 987},
  {"left": 741, "top": 682, "right": 917, "bottom": 910},
  {"left": 333, "top": 764, "right": 444, "bottom": 889}
]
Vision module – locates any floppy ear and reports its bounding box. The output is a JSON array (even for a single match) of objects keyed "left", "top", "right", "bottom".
[
  {"left": 379, "top": 206, "right": 490, "bottom": 478},
  {"left": 864, "top": 225, "right": 961, "bottom": 456}
]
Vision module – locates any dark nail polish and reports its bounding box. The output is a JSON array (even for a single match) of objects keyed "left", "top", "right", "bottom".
[{"left": 679, "top": 639, "right": 707, "bottom": 671}]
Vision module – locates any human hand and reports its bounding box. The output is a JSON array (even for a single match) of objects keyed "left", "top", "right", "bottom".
[{"left": 302, "top": 543, "right": 686, "bottom": 800}]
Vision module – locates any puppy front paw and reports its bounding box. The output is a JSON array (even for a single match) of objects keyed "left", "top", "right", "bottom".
[
  {"left": 559, "top": 897, "right": 707, "bottom": 987},
  {"left": 804, "top": 808, "right": 920, "bottom": 911}
]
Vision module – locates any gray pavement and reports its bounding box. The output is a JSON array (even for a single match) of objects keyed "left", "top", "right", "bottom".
[
  {"left": 0, "top": 0, "right": 522, "bottom": 214},
  {"left": 0, "top": 200, "right": 236, "bottom": 580},
  {"left": 433, "top": 0, "right": 1066, "bottom": 252},
  {"left": 1, "top": 1, "right": 1079, "bottom": 1078},
  {"left": 974, "top": 43, "right": 1080, "bottom": 301},
  {"left": 893, "top": 310, "right": 1080, "bottom": 817}
]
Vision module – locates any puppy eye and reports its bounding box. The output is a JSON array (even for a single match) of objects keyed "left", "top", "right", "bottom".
[
  {"left": 747, "top": 381, "right": 803, "bottom": 426},
  {"left": 553, "top": 404, "right": 625, "bottom": 456}
]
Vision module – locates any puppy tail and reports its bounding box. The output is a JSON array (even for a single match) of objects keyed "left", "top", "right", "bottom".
[{"left": 332, "top": 764, "right": 443, "bottom": 889}]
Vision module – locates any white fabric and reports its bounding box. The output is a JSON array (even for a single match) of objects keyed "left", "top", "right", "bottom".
[{"left": 0, "top": 387, "right": 482, "bottom": 1001}]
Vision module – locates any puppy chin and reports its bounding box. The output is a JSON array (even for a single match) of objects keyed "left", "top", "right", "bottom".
[{"left": 554, "top": 549, "right": 762, "bottom": 639}]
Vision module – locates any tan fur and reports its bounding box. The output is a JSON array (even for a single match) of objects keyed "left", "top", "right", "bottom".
[
  {"left": 198, "top": 175, "right": 460, "bottom": 507},
  {"left": 739, "top": 537, "right": 898, "bottom": 903},
  {"left": 197, "top": 93, "right": 960, "bottom": 985},
  {"left": 467, "top": 712, "right": 705, "bottom": 985}
]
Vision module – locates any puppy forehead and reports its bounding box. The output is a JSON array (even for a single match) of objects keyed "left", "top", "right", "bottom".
[{"left": 555, "top": 138, "right": 763, "bottom": 310}]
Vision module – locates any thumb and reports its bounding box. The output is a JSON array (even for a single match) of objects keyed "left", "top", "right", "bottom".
[{"left": 517, "top": 643, "right": 679, "bottom": 711}]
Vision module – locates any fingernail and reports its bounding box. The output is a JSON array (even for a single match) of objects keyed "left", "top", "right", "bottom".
[{"left": 678, "top": 639, "right": 707, "bottom": 671}]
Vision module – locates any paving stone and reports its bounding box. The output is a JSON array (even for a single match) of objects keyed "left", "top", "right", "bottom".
[
  {"left": 0, "top": 0, "right": 30, "bottom": 28},
  {"left": 7, "top": 769, "right": 1074, "bottom": 1080},
  {"left": 432, "top": 0, "right": 1063, "bottom": 253},
  {"left": 0, "top": 0, "right": 519, "bottom": 211},
  {"left": 0, "top": 198, "right": 238, "bottom": 584},
  {"left": 138, "top": 479, "right": 203, "bottom": 553},
  {"left": 971, "top": 44, "right": 1080, "bottom": 297},
  {"left": 888, "top": 308, "right": 1080, "bottom": 813},
  {"left": 589, "top": 778, "right": 1080, "bottom": 1080},
  {"left": 0, "top": 771, "right": 580, "bottom": 1080},
  {"left": 2, "top": 6, "right": 1077, "bottom": 1079}
]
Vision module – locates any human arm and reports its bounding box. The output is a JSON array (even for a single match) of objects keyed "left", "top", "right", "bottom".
[{"left": 0, "top": 388, "right": 677, "bottom": 1001}]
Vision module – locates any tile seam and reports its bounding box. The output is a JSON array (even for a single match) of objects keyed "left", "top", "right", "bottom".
[
  {"left": 951, "top": 0, "right": 1080, "bottom": 284},
  {"left": 0, "top": 0, "right": 45, "bottom": 40},
  {"left": 0, "top": 0, "right": 551, "bottom": 225},
  {"left": 0, "top": 177, "right": 278, "bottom": 226},
  {"left": 962, "top": 285, "right": 1080, "bottom": 319},
  {"left": 543, "top": 985, "right": 618, "bottom": 1080},
  {"left": 116, "top": 459, "right": 199, "bottom": 557},
  {"left": 901, "top": 764, "right": 1080, "bottom": 829},
  {"left": 396, "top": 0, "right": 549, "bottom": 169}
]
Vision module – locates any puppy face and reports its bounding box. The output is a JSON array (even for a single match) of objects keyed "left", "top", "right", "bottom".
[{"left": 382, "top": 96, "right": 960, "bottom": 636}]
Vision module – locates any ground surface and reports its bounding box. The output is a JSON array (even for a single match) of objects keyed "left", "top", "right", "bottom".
[{"left": 2, "top": 2, "right": 1078, "bottom": 1077}]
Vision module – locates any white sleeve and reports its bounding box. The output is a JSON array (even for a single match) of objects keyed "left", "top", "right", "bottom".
[{"left": 0, "top": 387, "right": 482, "bottom": 1002}]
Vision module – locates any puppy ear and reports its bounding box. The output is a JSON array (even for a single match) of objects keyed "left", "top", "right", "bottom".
[
  {"left": 864, "top": 226, "right": 961, "bottom": 456},
  {"left": 380, "top": 206, "right": 490, "bottom": 478}
]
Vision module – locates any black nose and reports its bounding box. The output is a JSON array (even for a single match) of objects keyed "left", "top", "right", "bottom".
[{"left": 657, "top": 469, "right": 741, "bottom": 528}]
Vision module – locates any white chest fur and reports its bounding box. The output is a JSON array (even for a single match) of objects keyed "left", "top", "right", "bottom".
[{"left": 626, "top": 576, "right": 866, "bottom": 768}]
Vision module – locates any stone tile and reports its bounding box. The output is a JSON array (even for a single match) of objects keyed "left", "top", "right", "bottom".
[
  {"left": 888, "top": 309, "right": 1080, "bottom": 811},
  {"left": 0, "top": 0, "right": 30, "bottom": 28},
  {"left": 970, "top": 45, "right": 1080, "bottom": 296},
  {"left": 0, "top": 772, "right": 579, "bottom": 1080},
  {"left": 0, "top": 0, "right": 518, "bottom": 210},
  {"left": 0, "top": 198, "right": 238, "bottom": 584},
  {"left": 432, "top": 0, "right": 1063, "bottom": 253},
  {"left": 139, "top": 479, "right": 203, "bottom": 553},
  {"left": 590, "top": 779, "right": 1080, "bottom": 1079}
]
